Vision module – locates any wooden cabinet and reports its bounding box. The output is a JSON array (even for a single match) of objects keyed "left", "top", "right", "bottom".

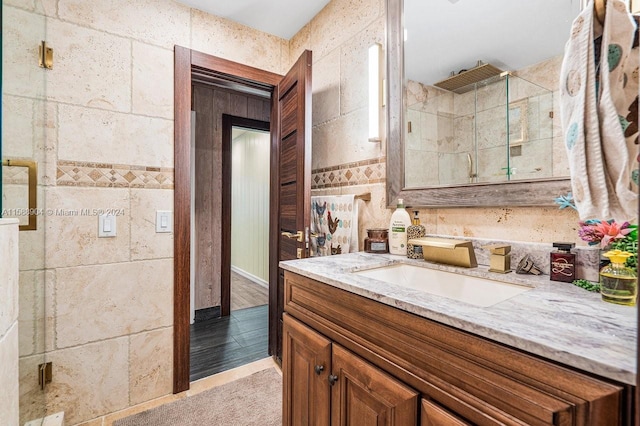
[
  {"left": 283, "top": 314, "right": 419, "bottom": 426},
  {"left": 283, "top": 271, "right": 631, "bottom": 426},
  {"left": 421, "top": 399, "right": 471, "bottom": 426}
]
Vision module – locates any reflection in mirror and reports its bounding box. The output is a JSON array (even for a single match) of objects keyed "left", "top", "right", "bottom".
[
  {"left": 403, "top": 0, "right": 581, "bottom": 189},
  {"left": 385, "top": 0, "right": 575, "bottom": 207}
]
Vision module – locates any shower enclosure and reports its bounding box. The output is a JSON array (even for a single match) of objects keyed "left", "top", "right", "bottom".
[
  {"left": 2, "top": 1, "right": 51, "bottom": 423},
  {"left": 405, "top": 73, "right": 554, "bottom": 188}
]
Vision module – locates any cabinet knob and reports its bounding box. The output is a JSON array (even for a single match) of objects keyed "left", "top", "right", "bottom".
[
  {"left": 328, "top": 374, "right": 339, "bottom": 386},
  {"left": 314, "top": 365, "right": 324, "bottom": 375}
]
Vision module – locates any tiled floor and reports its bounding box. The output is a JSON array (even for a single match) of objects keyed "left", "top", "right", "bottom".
[
  {"left": 190, "top": 304, "right": 269, "bottom": 381},
  {"left": 85, "top": 357, "right": 280, "bottom": 426}
]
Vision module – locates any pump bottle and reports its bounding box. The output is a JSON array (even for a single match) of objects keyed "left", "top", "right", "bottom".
[{"left": 389, "top": 199, "right": 411, "bottom": 255}]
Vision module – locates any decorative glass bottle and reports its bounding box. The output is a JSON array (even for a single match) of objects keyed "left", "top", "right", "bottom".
[
  {"left": 600, "top": 250, "right": 637, "bottom": 306},
  {"left": 406, "top": 211, "right": 426, "bottom": 259}
]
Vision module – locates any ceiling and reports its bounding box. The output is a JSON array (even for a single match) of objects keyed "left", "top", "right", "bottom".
[
  {"left": 175, "top": 0, "right": 330, "bottom": 39},
  {"left": 405, "top": 0, "right": 582, "bottom": 86}
]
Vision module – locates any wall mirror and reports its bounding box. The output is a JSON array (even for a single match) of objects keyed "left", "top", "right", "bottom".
[{"left": 386, "top": 0, "right": 579, "bottom": 207}]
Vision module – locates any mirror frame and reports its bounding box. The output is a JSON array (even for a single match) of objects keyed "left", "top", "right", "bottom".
[{"left": 386, "top": 0, "right": 572, "bottom": 208}]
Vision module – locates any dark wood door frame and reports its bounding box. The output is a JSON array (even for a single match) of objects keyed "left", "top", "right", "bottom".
[
  {"left": 220, "top": 115, "right": 270, "bottom": 317},
  {"left": 173, "top": 45, "right": 282, "bottom": 393}
]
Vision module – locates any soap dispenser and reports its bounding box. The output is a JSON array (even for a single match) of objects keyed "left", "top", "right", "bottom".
[
  {"left": 600, "top": 250, "right": 637, "bottom": 306},
  {"left": 388, "top": 199, "right": 411, "bottom": 255},
  {"left": 407, "top": 210, "right": 426, "bottom": 259}
]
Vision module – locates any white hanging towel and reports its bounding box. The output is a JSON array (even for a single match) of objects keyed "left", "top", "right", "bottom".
[
  {"left": 559, "top": 0, "right": 638, "bottom": 221},
  {"left": 310, "top": 194, "right": 358, "bottom": 256}
]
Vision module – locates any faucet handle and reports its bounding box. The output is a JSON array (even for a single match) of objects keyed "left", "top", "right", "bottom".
[{"left": 482, "top": 244, "right": 511, "bottom": 255}]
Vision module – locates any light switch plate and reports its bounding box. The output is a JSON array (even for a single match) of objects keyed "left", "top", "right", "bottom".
[
  {"left": 156, "top": 210, "right": 173, "bottom": 233},
  {"left": 98, "top": 214, "right": 117, "bottom": 238}
]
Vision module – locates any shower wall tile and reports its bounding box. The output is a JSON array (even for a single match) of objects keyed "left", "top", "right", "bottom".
[
  {"left": 514, "top": 55, "right": 563, "bottom": 91},
  {"left": 44, "top": 187, "right": 130, "bottom": 268},
  {"left": 45, "top": 337, "right": 129, "bottom": 425},
  {"left": 476, "top": 106, "right": 507, "bottom": 150},
  {"left": 312, "top": 49, "right": 341, "bottom": 126},
  {"left": 509, "top": 138, "right": 554, "bottom": 180},
  {"left": 0, "top": 324, "right": 19, "bottom": 426},
  {"left": 191, "top": 8, "right": 286, "bottom": 75},
  {"left": 18, "top": 354, "right": 46, "bottom": 424},
  {"left": 2, "top": 7, "right": 46, "bottom": 99},
  {"left": 129, "top": 327, "right": 173, "bottom": 405},
  {"left": 130, "top": 189, "right": 174, "bottom": 261},
  {"left": 2, "top": 95, "right": 34, "bottom": 158},
  {"left": 55, "top": 259, "right": 173, "bottom": 348},
  {"left": 45, "top": 19, "right": 131, "bottom": 112},
  {"left": 452, "top": 115, "right": 474, "bottom": 154},
  {"left": 57, "top": 0, "right": 191, "bottom": 50},
  {"left": 58, "top": 105, "right": 173, "bottom": 168},
  {"left": 18, "top": 271, "right": 37, "bottom": 357},
  {"left": 406, "top": 80, "right": 429, "bottom": 109},
  {"left": 477, "top": 146, "right": 508, "bottom": 183},
  {"left": 405, "top": 150, "right": 439, "bottom": 188},
  {"left": 418, "top": 111, "right": 437, "bottom": 150},
  {"left": 0, "top": 219, "right": 19, "bottom": 426},
  {"left": 132, "top": 42, "right": 174, "bottom": 119},
  {"left": 438, "top": 152, "right": 473, "bottom": 186},
  {"left": 405, "top": 109, "right": 423, "bottom": 150},
  {"left": 0, "top": 220, "right": 19, "bottom": 338}
]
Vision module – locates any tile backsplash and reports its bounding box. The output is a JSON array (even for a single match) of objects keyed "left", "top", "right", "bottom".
[{"left": 430, "top": 234, "right": 601, "bottom": 282}]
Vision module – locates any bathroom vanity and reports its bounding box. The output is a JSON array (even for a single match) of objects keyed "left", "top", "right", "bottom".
[{"left": 280, "top": 253, "right": 636, "bottom": 425}]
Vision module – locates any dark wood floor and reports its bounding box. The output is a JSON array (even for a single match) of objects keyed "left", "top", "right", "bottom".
[{"left": 190, "top": 304, "right": 268, "bottom": 382}]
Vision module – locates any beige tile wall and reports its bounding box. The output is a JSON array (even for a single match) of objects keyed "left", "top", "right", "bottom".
[
  {"left": 3, "top": 0, "right": 291, "bottom": 424},
  {"left": 0, "top": 220, "right": 20, "bottom": 426},
  {"left": 302, "top": 0, "right": 580, "bottom": 244}
]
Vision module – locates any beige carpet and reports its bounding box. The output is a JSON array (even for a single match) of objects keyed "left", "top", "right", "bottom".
[{"left": 114, "top": 368, "right": 282, "bottom": 426}]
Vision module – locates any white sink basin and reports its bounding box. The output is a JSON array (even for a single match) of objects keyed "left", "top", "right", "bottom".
[{"left": 352, "top": 264, "right": 531, "bottom": 307}]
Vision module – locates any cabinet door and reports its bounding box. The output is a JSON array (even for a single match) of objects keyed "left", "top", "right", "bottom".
[
  {"left": 331, "top": 344, "right": 418, "bottom": 426},
  {"left": 282, "top": 314, "right": 332, "bottom": 426},
  {"left": 421, "top": 399, "right": 471, "bottom": 426}
]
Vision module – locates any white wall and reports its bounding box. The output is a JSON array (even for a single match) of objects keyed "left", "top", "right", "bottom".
[{"left": 231, "top": 130, "right": 270, "bottom": 284}]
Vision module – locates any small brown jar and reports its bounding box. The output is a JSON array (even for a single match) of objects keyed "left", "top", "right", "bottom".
[{"left": 365, "top": 228, "right": 389, "bottom": 253}]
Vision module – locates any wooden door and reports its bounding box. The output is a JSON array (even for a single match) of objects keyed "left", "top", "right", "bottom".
[
  {"left": 330, "top": 344, "right": 419, "bottom": 426},
  {"left": 282, "top": 314, "right": 331, "bottom": 426},
  {"left": 269, "top": 50, "right": 312, "bottom": 361}
]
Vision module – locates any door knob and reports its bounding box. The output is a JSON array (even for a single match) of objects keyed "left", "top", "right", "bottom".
[
  {"left": 314, "top": 365, "right": 324, "bottom": 375},
  {"left": 328, "top": 374, "right": 338, "bottom": 386},
  {"left": 281, "top": 230, "right": 304, "bottom": 242}
]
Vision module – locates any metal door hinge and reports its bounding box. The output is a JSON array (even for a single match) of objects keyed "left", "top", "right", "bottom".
[
  {"left": 38, "top": 41, "right": 53, "bottom": 69},
  {"left": 38, "top": 362, "right": 52, "bottom": 390},
  {"left": 296, "top": 248, "right": 303, "bottom": 259}
]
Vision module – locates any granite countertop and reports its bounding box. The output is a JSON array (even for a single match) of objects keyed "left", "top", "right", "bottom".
[{"left": 280, "top": 252, "right": 637, "bottom": 385}]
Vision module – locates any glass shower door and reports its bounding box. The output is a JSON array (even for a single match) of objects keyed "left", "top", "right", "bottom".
[{"left": 2, "top": 1, "right": 50, "bottom": 423}]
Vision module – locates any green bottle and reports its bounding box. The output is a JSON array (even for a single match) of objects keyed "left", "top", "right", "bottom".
[{"left": 600, "top": 250, "right": 637, "bottom": 306}]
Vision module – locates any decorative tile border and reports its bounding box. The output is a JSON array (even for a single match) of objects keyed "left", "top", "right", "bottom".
[
  {"left": 312, "top": 157, "right": 386, "bottom": 189},
  {"left": 56, "top": 160, "right": 174, "bottom": 189}
]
